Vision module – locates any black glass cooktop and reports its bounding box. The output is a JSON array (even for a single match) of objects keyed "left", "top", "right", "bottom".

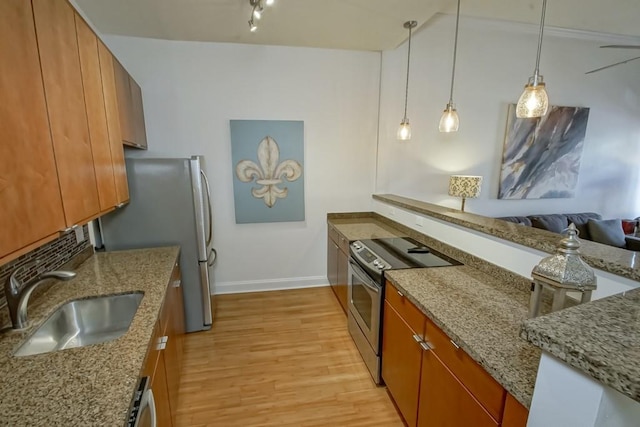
[{"left": 358, "top": 237, "right": 461, "bottom": 269}]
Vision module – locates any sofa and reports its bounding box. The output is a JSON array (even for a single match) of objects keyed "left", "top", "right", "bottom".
[{"left": 498, "top": 212, "right": 640, "bottom": 251}]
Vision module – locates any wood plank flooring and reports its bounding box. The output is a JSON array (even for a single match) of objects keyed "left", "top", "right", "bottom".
[{"left": 175, "top": 286, "right": 404, "bottom": 426}]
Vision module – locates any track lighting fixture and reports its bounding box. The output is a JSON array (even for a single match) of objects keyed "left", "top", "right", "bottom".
[
  {"left": 247, "top": 0, "right": 274, "bottom": 32},
  {"left": 398, "top": 21, "right": 417, "bottom": 141}
]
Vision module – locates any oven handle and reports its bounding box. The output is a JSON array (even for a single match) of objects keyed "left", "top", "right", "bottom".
[{"left": 349, "top": 259, "right": 380, "bottom": 294}]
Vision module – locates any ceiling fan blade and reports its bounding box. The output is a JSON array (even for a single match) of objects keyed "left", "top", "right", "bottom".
[
  {"left": 600, "top": 45, "right": 640, "bottom": 49},
  {"left": 585, "top": 56, "right": 640, "bottom": 74}
]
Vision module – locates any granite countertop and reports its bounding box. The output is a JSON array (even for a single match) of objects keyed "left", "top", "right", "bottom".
[
  {"left": 0, "top": 246, "right": 180, "bottom": 426},
  {"left": 521, "top": 288, "right": 640, "bottom": 403},
  {"left": 328, "top": 214, "right": 405, "bottom": 240},
  {"left": 373, "top": 194, "right": 640, "bottom": 282},
  {"left": 385, "top": 266, "right": 541, "bottom": 409}
]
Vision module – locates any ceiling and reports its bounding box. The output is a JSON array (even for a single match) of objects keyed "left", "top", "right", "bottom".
[{"left": 74, "top": 0, "right": 640, "bottom": 51}]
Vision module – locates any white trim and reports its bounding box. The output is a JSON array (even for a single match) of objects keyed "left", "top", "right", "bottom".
[{"left": 215, "top": 275, "right": 329, "bottom": 294}]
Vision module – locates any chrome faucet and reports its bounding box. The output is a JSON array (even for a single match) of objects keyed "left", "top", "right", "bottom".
[{"left": 4, "top": 262, "right": 76, "bottom": 330}]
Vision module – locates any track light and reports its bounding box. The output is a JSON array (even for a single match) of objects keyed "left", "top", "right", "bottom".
[{"left": 248, "top": 0, "right": 273, "bottom": 32}]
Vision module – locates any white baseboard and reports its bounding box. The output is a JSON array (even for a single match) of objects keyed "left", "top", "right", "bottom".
[{"left": 214, "top": 275, "right": 329, "bottom": 295}]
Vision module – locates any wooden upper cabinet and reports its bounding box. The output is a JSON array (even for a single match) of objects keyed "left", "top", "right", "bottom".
[
  {"left": 113, "top": 58, "right": 147, "bottom": 149},
  {"left": 0, "top": 0, "right": 66, "bottom": 261},
  {"left": 32, "top": 0, "right": 100, "bottom": 227},
  {"left": 130, "top": 78, "right": 148, "bottom": 149},
  {"left": 74, "top": 14, "right": 118, "bottom": 213},
  {"left": 97, "top": 41, "right": 129, "bottom": 204}
]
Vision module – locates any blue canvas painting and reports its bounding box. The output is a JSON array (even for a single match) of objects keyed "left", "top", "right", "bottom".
[
  {"left": 498, "top": 105, "right": 590, "bottom": 200},
  {"left": 230, "top": 120, "right": 305, "bottom": 224}
]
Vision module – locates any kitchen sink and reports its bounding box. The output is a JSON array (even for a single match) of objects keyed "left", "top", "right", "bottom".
[{"left": 14, "top": 292, "right": 143, "bottom": 357}]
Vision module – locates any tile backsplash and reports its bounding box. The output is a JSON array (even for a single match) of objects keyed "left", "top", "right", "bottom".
[{"left": 0, "top": 225, "right": 92, "bottom": 309}]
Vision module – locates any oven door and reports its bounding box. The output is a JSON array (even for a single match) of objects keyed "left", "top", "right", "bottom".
[{"left": 347, "top": 258, "right": 383, "bottom": 352}]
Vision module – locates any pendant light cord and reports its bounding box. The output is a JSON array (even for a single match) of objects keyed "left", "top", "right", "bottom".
[
  {"left": 533, "top": 0, "right": 547, "bottom": 76},
  {"left": 448, "top": 0, "right": 461, "bottom": 104},
  {"left": 403, "top": 24, "right": 413, "bottom": 121}
]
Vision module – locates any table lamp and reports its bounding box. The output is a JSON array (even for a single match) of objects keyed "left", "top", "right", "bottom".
[{"left": 448, "top": 175, "right": 482, "bottom": 212}]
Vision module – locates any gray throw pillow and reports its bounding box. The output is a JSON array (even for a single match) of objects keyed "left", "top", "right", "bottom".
[
  {"left": 588, "top": 219, "right": 626, "bottom": 248},
  {"left": 530, "top": 215, "right": 568, "bottom": 234}
]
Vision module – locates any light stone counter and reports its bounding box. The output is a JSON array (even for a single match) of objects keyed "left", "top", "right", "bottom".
[
  {"left": 385, "top": 267, "right": 541, "bottom": 409},
  {"left": 0, "top": 246, "right": 180, "bottom": 426},
  {"left": 521, "top": 287, "right": 640, "bottom": 403}
]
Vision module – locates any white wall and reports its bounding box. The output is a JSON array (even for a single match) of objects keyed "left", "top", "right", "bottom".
[
  {"left": 377, "top": 15, "right": 640, "bottom": 219},
  {"left": 103, "top": 36, "right": 381, "bottom": 293}
]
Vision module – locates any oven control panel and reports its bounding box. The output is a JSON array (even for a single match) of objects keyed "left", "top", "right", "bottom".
[{"left": 351, "top": 241, "right": 391, "bottom": 270}]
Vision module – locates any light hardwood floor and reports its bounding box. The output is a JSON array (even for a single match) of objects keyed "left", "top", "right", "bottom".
[{"left": 175, "top": 286, "right": 404, "bottom": 427}]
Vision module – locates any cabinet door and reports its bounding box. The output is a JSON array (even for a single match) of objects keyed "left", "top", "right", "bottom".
[
  {"left": 327, "top": 234, "right": 338, "bottom": 286},
  {"left": 113, "top": 58, "right": 136, "bottom": 145},
  {"left": 153, "top": 351, "right": 173, "bottom": 427},
  {"left": 503, "top": 394, "right": 529, "bottom": 427},
  {"left": 75, "top": 14, "right": 118, "bottom": 213},
  {"left": 417, "top": 350, "right": 499, "bottom": 427},
  {"left": 336, "top": 247, "right": 349, "bottom": 313},
  {"left": 32, "top": 0, "right": 100, "bottom": 227},
  {"left": 381, "top": 301, "right": 424, "bottom": 427},
  {"left": 0, "top": 0, "right": 66, "bottom": 261},
  {"left": 130, "top": 78, "right": 148, "bottom": 149},
  {"left": 97, "top": 41, "right": 129, "bottom": 204}
]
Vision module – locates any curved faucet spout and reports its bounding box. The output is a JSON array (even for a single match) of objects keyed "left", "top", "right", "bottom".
[{"left": 4, "top": 266, "right": 77, "bottom": 330}]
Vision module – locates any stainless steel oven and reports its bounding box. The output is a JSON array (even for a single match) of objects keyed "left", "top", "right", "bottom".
[{"left": 347, "top": 237, "right": 461, "bottom": 384}]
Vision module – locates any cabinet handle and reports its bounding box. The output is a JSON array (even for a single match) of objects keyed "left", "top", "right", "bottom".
[
  {"left": 156, "top": 335, "right": 168, "bottom": 350},
  {"left": 172, "top": 279, "right": 181, "bottom": 288},
  {"left": 412, "top": 334, "right": 422, "bottom": 343},
  {"left": 397, "top": 290, "right": 404, "bottom": 297},
  {"left": 450, "top": 339, "right": 460, "bottom": 350},
  {"left": 115, "top": 202, "right": 126, "bottom": 209},
  {"left": 419, "top": 341, "right": 434, "bottom": 351}
]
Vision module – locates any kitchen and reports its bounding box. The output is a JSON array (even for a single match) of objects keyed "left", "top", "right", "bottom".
[{"left": 1, "top": 0, "right": 639, "bottom": 426}]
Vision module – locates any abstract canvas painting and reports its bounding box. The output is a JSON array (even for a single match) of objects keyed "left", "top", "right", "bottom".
[
  {"left": 498, "top": 105, "right": 590, "bottom": 200},
  {"left": 230, "top": 120, "right": 304, "bottom": 224}
]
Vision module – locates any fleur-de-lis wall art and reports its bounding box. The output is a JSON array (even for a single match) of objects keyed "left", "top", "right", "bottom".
[
  {"left": 230, "top": 120, "right": 305, "bottom": 224},
  {"left": 236, "top": 136, "right": 302, "bottom": 208}
]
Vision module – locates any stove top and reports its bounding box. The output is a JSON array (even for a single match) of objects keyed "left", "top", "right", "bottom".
[{"left": 349, "top": 237, "right": 461, "bottom": 283}]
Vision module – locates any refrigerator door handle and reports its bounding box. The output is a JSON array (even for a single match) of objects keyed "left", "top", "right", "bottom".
[
  {"left": 200, "top": 170, "right": 213, "bottom": 248},
  {"left": 207, "top": 248, "right": 218, "bottom": 267}
]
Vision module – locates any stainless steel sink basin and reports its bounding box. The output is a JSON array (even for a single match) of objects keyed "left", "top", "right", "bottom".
[{"left": 14, "top": 292, "right": 143, "bottom": 357}]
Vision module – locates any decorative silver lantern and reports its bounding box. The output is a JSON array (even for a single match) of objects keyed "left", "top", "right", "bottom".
[{"left": 529, "top": 223, "right": 597, "bottom": 318}]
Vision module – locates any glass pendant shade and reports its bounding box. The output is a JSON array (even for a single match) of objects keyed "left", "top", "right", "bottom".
[
  {"left": 397, "top": 120, "right": 411, "bottom": 140},
  {"left": 439, "top": 104, "right": 459, "bottom": 133},
  {"left": 516, "top": 77, "right": 548, "bottom": 118}
]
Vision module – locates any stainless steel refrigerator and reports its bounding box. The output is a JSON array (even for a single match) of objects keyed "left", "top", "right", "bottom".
[{"left": 100, "top": 156, "right": 216, "bottom": 332}]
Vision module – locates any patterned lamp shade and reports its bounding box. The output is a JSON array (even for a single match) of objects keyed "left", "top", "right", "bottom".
[{"left": 448, "top": 175, "right": 482, "bottom": 211}]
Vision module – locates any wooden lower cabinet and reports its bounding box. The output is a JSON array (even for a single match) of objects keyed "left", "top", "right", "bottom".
[
  {"left": 418, "top": 350, "right": 499, "bottom": 427},
  {"left": 502, "top": 394, "right": 529, "bottom": 427},
  {"left": 381, "top": 301, "right": 424, "bottom": 427},
  {"left": 327, "top": 224, "right": 349, "bottom": 314},
  {"left": 142, "top": 260, "right": 186, "bottom": 426},
  {"left": 382, "top": 280, "right": 511, "bottom": 427}
]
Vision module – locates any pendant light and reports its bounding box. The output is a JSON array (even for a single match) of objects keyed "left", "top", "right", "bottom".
[
  {"left": 516, "top": 0, "right": 549, "bottom": 118},
  {"left": 439, "top": 0, "right": 462, "bottom": 133},
  {"left": 398, "top": 21, "right": 417, "bottom": 141}
]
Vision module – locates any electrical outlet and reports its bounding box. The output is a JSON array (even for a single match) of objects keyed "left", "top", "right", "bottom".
[
  {"left": 74, "top": 226, "right": 85, "bottom": 244},
  {"left": 416, "top": 216, "right": 424, "bottom": 227}
]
